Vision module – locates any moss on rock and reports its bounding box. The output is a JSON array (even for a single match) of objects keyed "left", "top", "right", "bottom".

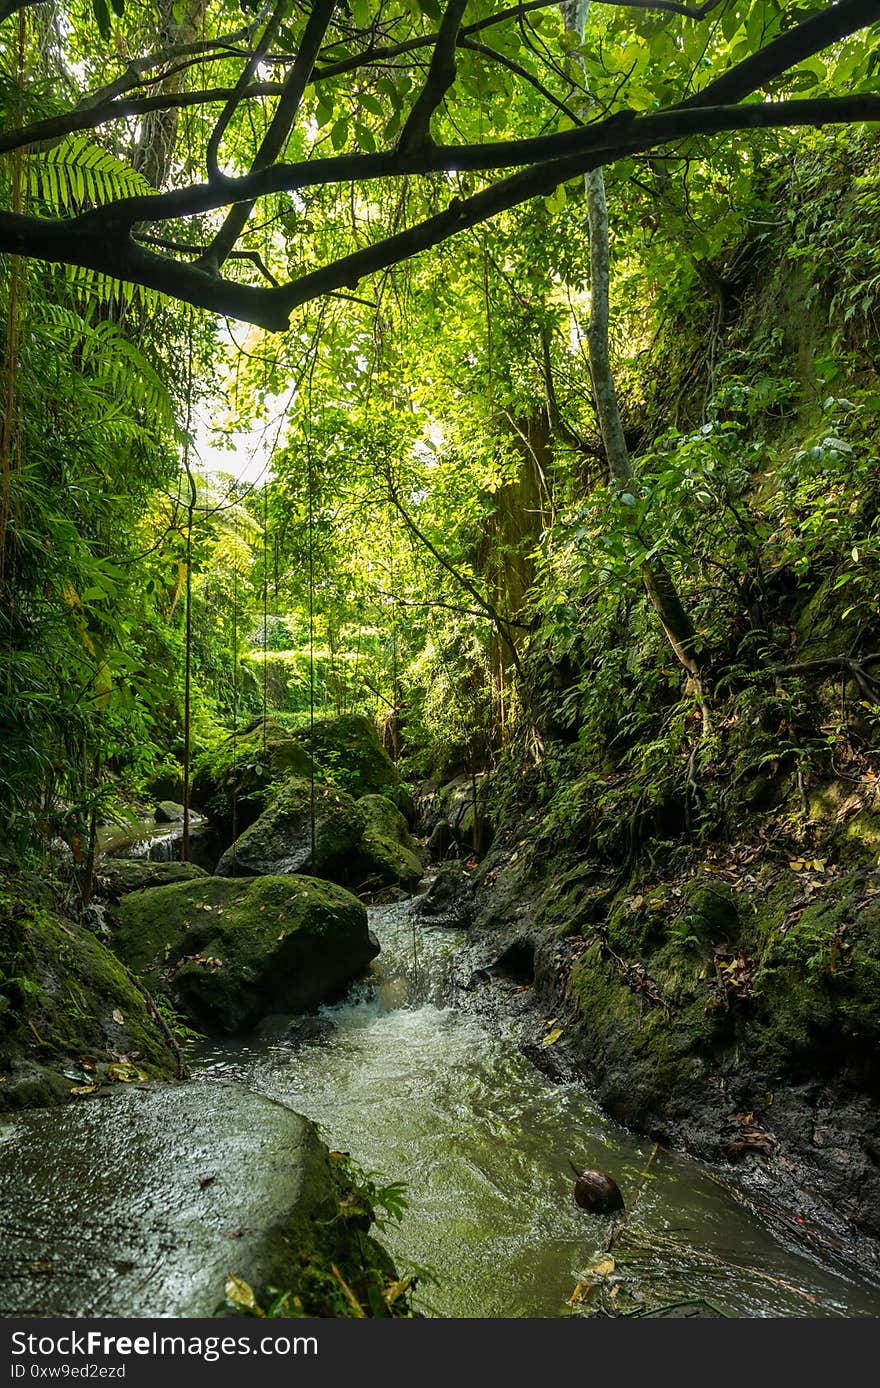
[
  {"left": 0, "top": 884, "right": 177, "bottom": 1111},
  {"left": 215, "top": 777, "right": 365, "bottom": 881},
  {"left": 302, "top": 713, "right": 397, "bottom": 798},
  {"left": 192, "top": 719, "right": 317, "bottom": 838},
  {"left": 111, "top": 874, "right": 378, "bottom": 1033},
  {"left": 354, "top": 794, "right": 423, "bottom": 891},
  {"left": 97, "top": 859, "right": 208, "bottom": 900}
]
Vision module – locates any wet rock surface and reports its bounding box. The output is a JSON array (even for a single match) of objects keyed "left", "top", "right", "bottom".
[
  {"left": 0, "top": 1080, "right": 392, "bottom": 1316},
  {"left": 413, "top": 864, "right": 475, "bottom": 929}
]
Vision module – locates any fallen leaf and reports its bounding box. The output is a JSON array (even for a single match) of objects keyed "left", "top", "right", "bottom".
[
  {"left": 542, "top": 1026, "right": 563, "bottom": 1046},
  {"left": 225, "top": 1274, "right": 257, "bottom": 1310},
  {"left": 112, "top": 1008, "right": 124, "bottom": 1026},
  {"left": 69, "top": 1083, "right": 100, "bottom": 1095},
  {"left": 107, "top": 1062, "right": 148, "bottom": 1083}
]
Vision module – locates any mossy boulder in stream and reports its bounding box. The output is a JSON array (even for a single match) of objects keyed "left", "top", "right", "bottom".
[
  {"left": 304, "top": 713, "right": 397, "bottom": 798},
  {"left": 215, "top": 777, "right": 365, "bottom": 881},
  {"left": 112, "top": 874, "right": 378, "bottom": 1033},
  {"left": 96, "top": 858, "right": 208, "bottom": 901},
  {"left": 354, "top": 794, "right": 424, "bottom": 890},
  {"left": 192, "top": 718, "right": 317, "bottom": 838},
  {"left": 0, "top": 885, "right": 177, "bottom": 1111}
]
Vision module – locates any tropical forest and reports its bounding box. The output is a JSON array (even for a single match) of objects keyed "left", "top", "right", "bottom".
[{"left": 2, "top": 0, "right": 880, "bottom": 1324}]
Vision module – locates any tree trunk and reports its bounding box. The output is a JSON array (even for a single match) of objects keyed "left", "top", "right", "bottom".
[
  {"left": 562, "top": 0, "right": 707, "bottom": 712},
  {"left": 132, "top": 0, "right": 207, "bottom": 189}
]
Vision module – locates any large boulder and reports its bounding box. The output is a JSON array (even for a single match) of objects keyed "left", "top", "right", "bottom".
[
  {"left": 0, "top": 1080, "right": 402, "bottom": 1316},
  {"left": 413, "top": 863, "right": 475, "bottom": 928},
  {"left": 301, "top": 713, "right": 397, "bottom": 798},
  {"left": 215, "top": 777, "right": 364, "bottom": 880},
  {"left": 191, "top": 718, "right": 316, "bottom": 838},
  {"left": 111, "top": 874, "right": 378, "bottom": 1032},
  {"left": 0, "top": 887, "right": 178, "bottom": 1111},
  {"left": 354, "top": 794, "right": 423, "bottom": 891}
]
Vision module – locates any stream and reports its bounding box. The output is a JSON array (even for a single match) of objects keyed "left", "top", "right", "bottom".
[{"left": 198, "top": 897, "right": 880, "bottom": 1318}]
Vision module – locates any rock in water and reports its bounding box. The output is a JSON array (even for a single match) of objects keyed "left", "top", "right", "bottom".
[
  {"left": 354, "top": 793, "right": 424, "bottom": 890},
  {"left": 111, "top": 874, "right": 379, "bottom": 1033},
  {"left": 573, "top": 1168, "right": 625, "bottom": 1214},
  {"left": 0, "top": 1080, "right": 398, "bottom": 1316}
]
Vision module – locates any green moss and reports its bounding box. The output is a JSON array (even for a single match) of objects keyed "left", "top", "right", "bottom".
[
  {"left": 0, "top": 887, "right": 176, "bottom": 1110},
  {"left": 111, "top": 874, "right": 378, "bottom": 1033},
  {"left": 298, "top": 714, "right": 397, "bottom": 798},
  {"left": 215, "top": 777, "right": 365, "bottom": 881},
  {"left": 353, "top": 795, "right": 423, "bottom": 891},
  {"left": 192, "top": 720, "right": 317, "bottom": 835},
  {"left": 568, "top": 942, "right": 713, "bottom": 1121},
  {"left": 98, "top": 859, "right": 208, "bottom": 899},
  {"left": 748, "top": 870, "right": 880, "bottom": 1075},
  {"left": 254, "top": 1142, "right": 408, "bottom": 1318}
]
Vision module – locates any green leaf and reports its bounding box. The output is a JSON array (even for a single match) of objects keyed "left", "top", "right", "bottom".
[
  {"left": 416, "top": 0, "right": 443, "bottom": 22},
  {"left": 355, "top": 122, "right": 376, "bottom": 153},
  {"left": 92, "top": 0, "right": 111, "bottom": 40},
  {"left": 360, "top": 92, "right": 383, "bottom": 118},
  {"left": 331, "top": 117, "right": 349, "bottom": 151}
]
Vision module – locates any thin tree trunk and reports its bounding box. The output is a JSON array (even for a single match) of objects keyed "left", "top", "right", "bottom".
[{"left": 562, "top": 0, "right": 708, "bottom": 716}]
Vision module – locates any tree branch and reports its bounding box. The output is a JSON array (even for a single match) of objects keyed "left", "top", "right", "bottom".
[
  {"left": 386, "top": 477, "right": 526, "bottom": 675},
  {"left": 65, "top": 94, "right": 880, "bottom": 235},
  {"left": 683, "top": 0, "right": 880, "bottom": 108},
  {"left": 398, "top": 0, "right": 471, "bottom": 155},
  {"left": 0, "top": 85, "right": 289, "bottom": 157},
  {"left": 201, "top": 0, "right": 338, "bottom": 270},
  {"left": 205, "top": 1, "right": 288, "bottom": 183},
  {"left": 0, "top": 0, "right": 48, "bottom": 26},
  {"left": 458, "top": 37, "right": 585, "bottom": 125},
  {"left": 4, "top": 93, "right": 879, "bottom": 331}
]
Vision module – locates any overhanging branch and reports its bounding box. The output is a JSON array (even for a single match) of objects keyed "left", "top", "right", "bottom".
[{"left": 3, "top": 94, "right": 879, "bottom": 330}]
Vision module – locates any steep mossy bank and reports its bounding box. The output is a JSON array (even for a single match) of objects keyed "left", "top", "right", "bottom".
[
  {"left": 0, "top": 872, "right": 178, "bottom": 1111},
  {"left": 466, "top": 789, "right": 880, "bottom": 1240}
]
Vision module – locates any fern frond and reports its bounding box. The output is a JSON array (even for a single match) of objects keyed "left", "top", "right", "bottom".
[
  {"left": 34, "top": 302, "right": 179, "bottom": 436},
  {"left": 29, "top": 133, "right": 153, "bottom": 215}
]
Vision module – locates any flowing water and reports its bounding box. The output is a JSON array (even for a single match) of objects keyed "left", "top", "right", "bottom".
[{"left": 197, "top": 899, "right": 880, "bottom": 1319}]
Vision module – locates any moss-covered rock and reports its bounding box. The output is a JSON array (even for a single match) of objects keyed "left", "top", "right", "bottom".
[
  {"left": 302, "top": 713, "right": 397, "bottom": 798},
  {"left": 111, "top": 874, "right": 378, "bottom": 1033},
  {"left": 97, "top": 858, "right": 208, "bottom": 901},
  {"left": 354, "top": 794, "right": 423, "bottom": 891},
  {"left": 0, "top": 885, "right": 177, "bottom": 1111},
  {"left": 215, "top": 777, "right": 365, "bottom": 881},
  {"left": 192, "top": 719, "right": 317, "bottom": 839},
  {"left": 746, "top": 868, "right": 880, "bottom": 1077}
]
